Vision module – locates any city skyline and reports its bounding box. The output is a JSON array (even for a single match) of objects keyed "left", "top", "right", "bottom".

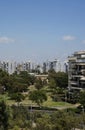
[
  {"left": 0, "top": 0, "right": 85, "bottom": 62},
  {"left": 0, "top": 59, "right": 65, "bottom": 74}
]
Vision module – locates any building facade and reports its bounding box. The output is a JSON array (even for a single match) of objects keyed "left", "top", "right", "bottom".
[{"left": 68, "top": 51, "right": 85, "bottom": 91}]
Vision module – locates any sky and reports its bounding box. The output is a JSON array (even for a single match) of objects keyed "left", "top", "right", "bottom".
[{"left": 0, "top": 0, "right": 85, "bottom": 63}]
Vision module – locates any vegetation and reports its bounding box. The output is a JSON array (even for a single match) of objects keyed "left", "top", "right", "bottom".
[
  {"left": 29, "top": 90, "right": 47, "bottom": 106},
  {"left": 34, "top": 111, "right": 82, "bottom": 130},
  {"left": 79, "top": 91, "right": 85, "bottom": 108},
  {"left": 48, "top": 70, "right": 68, "bottom": 89},
  {"left": 0, "top": 99, "right": 9, "bottom": 130},
  {"left": 0, "top": 69, "right": 85, "bottom": 129}
]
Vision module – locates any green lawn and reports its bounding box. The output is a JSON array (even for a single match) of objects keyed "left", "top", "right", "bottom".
[
  {"left": 43, "top": 96, "right": 71, "bottom": 107},
  {"left": 43, "top": 101, "right": 71, "bottom": 107}
]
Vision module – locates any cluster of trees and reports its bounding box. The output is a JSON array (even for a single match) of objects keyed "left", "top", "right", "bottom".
[
  {"left": 29, "top": 78, "right": 47, "bottom": 106},
  {"left": 1, "top": 69, "right": 85, "bottom": 129},
  {"left": 0, "top": 69, "right": 35, "bottom": 102},
  {"left": 48, "top": 70, "right": 85, "bottom": 107},
  {"left": 0, "top": 68, "right": 85, "bottom": 106},
  {"left": 0, "top": 102, "right": 85, "bottom": 130},
  {"left": 48, "top": 70, "right": 68, "bottom": 89},
  {"left": 34, "top": 111, "right": 83, "bottom": 130},
  {"left": 0, "top": 69, "right": 68, "bottom": 104},
  {"left": 48, "top": 70, "right": 68, "bottom": 102},
  {"left": 0, "top": 100, "right": 9, "bottom": 130}
]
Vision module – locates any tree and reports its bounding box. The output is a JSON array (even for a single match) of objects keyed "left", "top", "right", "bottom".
[
  {"left": 49, "top": 78, "right": 64, "bottom": 101},
  {"left": 34, "top": 111, "right": 80, "bottom": 130},
  {"left": 50, "top": 111, "right": 80, "bottom": 130},
  {"left": 79, "top": 91, "right": 85, "bottom": 108},
  {"left": 55, "top": 72, "right": 68, "bottom": 89},
  {"left": 35, "top": 79, "right": 43, "bottom": 90},
  {"left": 0, "top": 100, "right": 9, "bottom": 129},
  {"left": 35, "top": 114, "right": 53, "bottom": 130},
  {"left": 49, "top": 78, "right": 57, "bottom": 90},
  {"left": 48, "top": 69, "right": 57, "bottom": 80},
  {"left": 12, "top": 82, "right": 28, "bottom": 93},
  {"left": 29, "top": 90, "right": 47, "bottom": 106},
  {"left": 0, "top": 69, "right": 10, "bottom": 92},
  {"left": 19, "top": 71, "right": 35, "bottom": 85},
  {"left": 10, "top": 93, "right": 25, "bottom": 106},
  {"left": 48, "top": 71, "right": 68, "bottom": 89}
]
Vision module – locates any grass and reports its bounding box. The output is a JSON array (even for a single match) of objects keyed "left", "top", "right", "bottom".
[
  {"left": 44, "top": 101, "right": 71, "bottom": 107},
  {"left": 43, "top": 96, "right": 71, "bottom": 107}
]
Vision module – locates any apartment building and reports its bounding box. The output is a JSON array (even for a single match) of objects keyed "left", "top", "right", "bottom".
[{"left": 68, "top": 51, "right": 85, "bottom": 91}]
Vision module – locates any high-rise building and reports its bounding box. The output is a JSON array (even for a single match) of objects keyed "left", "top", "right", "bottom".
[
  {"left": 68, "top": 51, "right": 85, "bottom": 91},
  {"left": 64, "top": 62, "right": 68, "bottom": 73},
  {"left": 0, "top": 59, "right": 64, "bottom": 74},
  {"left": 42, "top": 59, "right": 63, "bottom": 73},
  {"left": 49, "top": 59, "right": 57, "bottom": 71},
  {"left": 21, "top": 61, "right": 31, "bottom": 72},
  {"left": 42, "top": 60, "right": 57, "bottom": 73},
  {"left": 2, "top": 61, "right": 17, "bottom": 74}
]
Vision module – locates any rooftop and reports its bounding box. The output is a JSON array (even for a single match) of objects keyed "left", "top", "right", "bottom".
[{"left": 74, "top": 50, "right": 85, "bottom": 55}]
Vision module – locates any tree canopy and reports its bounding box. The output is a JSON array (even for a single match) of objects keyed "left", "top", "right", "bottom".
[
  {"left": 0, "top": 100, "right": 9, "bottom": 130},
  {"left": 79, "top": 91, "right": 85, "bottom": 108},
  {"left": 48, "top": 71, "right": 68, "bottom": 89},
  {"left": 29, "top": 90, "right": 47, "bottom": 106}
]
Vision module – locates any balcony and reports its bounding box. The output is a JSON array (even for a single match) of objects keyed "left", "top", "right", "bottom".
[
  {"left": 80, "top": 77, "right": 85, "bottom": 81},
  {"left": 70, "top": 81, "right": 78, "bottom": 85}
]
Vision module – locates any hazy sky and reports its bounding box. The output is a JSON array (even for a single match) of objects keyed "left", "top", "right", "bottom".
[{"left": 0, "top": 0, "right": 85, "bottom": 63}]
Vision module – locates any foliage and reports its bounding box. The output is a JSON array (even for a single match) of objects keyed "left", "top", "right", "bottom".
[
  {"left": 0, "top": 103, "right": 83, "bottom": 130},
  {"left": 49, "top": 78, "right": 57, "bottom": 90},
  {"left": 55, "top": 72, "right": 68, "bottom": 88},
  {"left": 10, "top": 93, "right": 25, "bottom": 105},
  {"left": 9, "top": 82, "right": 28, "bottom": 93},
  {"left": 49, "top": 78, "right": 65, "bottom": 101},
  {"left": 66, "top": 90, "right": 80, "bottom": 104},
  {"left": 79, "top": 91, "right": 85, "bottom": 108},
  {"left": 0, "top": 69, "right": 36, "bottom": 95},
  {"left": 8, "top": 105, "right": 31, "bottom": 129},
  {"left": 0, "top": 69, "right": 83, "bottom": 130},
  {"left": 48, "top": 71, "right": 68, "bottom": 89},
  {"left": 35, "top": 114, "right": 53, "bottom": 130},
  {"left": 34, "top": 111, "right": 81, "bottom": 130},
  {"left": 35, "top": 78, "right": 43, "bottom": 90},
  {"left": 29, "top": 90, "right": 47, "bottom": 106},
  {"left": 0, "top": 100, "right": 9, "bottom": 130},
  {"left": 19, "top": 71, "right": 36, "bottom": 85}
]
